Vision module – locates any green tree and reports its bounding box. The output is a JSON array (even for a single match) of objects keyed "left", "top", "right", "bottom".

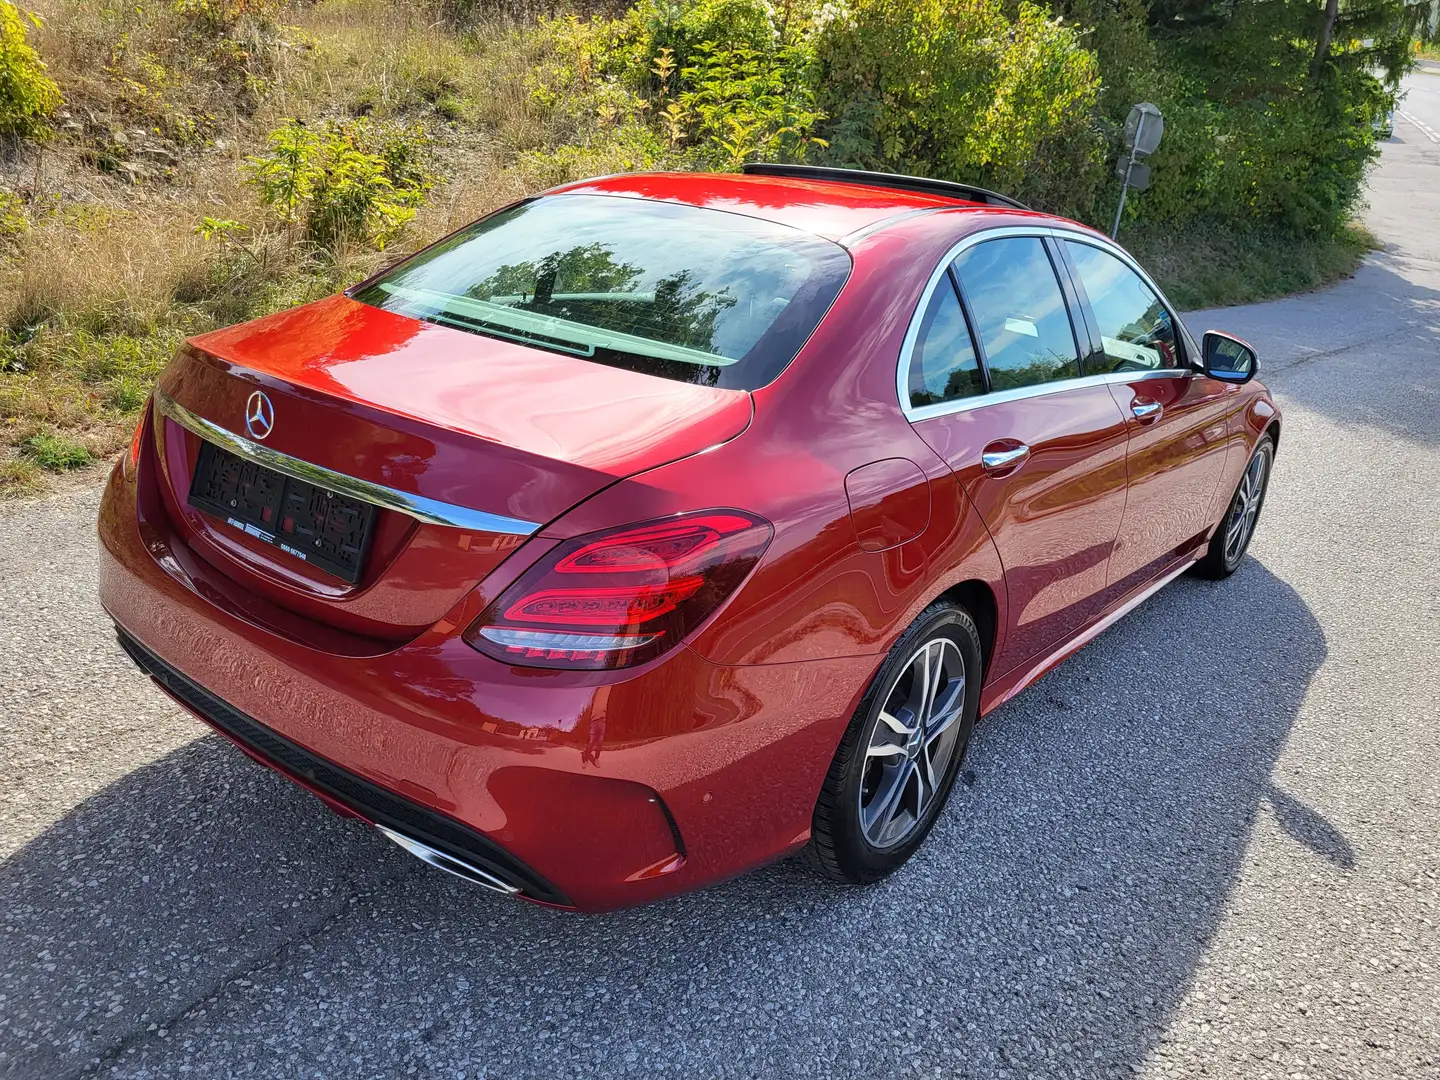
[{"left": 474, "top": 243, "right": 735, "bottom": 354}]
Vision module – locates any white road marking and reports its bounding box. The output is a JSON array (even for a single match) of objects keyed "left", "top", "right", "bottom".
[{"left": 1398, "top": 109, "right": 1440, "bottom": 143}]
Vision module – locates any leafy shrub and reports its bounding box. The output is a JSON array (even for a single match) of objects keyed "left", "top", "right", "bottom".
[
  {"left": 20, "top": 430, "right": 92, "bottom": 470},
  {"left": 1058, "top": 0, "right": 1395, "bottom": 237},
  {"left": 525, "top": 14, "right": 651, "bottom": 148},
  {"left": 0, "top": 2, "right": 63, "bottom": 140},
  {"left": 245, "top": 119, "right": 435, "bottom": 249},
  {"left": 172, "top": 0, "right": 280, "bottom": 40},
  {"left": 676, "top": 42, "right": 826, "bottom": 167},
  {"left": 811, "top": 0, "right": 1103, "bottom": 212},
  {"left": 526, "top": 2, "right": 823, "bottom": 171},
  {"left": 637, "top": 0, "right": 778, "bottom": 71},
  {"left": 0, "top": 189, "right": 27, "bottom": 237},
  {"left": 518, "top": 123, "right": 670, "bottom": 188}
]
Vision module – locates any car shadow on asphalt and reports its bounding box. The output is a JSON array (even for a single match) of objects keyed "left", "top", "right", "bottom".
[{"left": 1, "top": 559, "right": 1340, "bottom": 1079}]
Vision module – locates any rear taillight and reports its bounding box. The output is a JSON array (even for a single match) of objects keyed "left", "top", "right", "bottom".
[
  {"left": 122, "top": 400, "right": 149, "bottom": 480},
  {"left": 464, "top": 510, "right": 773, "bottom": 670}
]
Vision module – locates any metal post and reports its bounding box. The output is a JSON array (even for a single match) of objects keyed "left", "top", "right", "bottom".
[
  {"left": 1111, "top": 111, "right": 1146, "bottom": 240},
  {"left": 1109, "top": 177, "right": 1130, "bottom": 240}
]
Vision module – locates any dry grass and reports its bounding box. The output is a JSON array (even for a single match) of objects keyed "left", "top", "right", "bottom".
[
  {"left": 1130, "top": 222, "right": 1377, "bottom": 311},
  {"left": 0, "top": 457, "right": 46, "bottom": 497},
  {"left": 4, "top": 207, "right": 210, "bottom": 333},
  {"left": 0, "top": 0, "right": 583, "bottom": 495}
]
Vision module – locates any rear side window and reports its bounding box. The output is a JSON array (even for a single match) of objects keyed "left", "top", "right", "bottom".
[
  {"left": 351, "top": 194, "right": 851, "bottom": 390},
  {"left": 1064, "top": 241, "right": 1179, "bottom": 372},
  {"left": 907, "top": 278, "right": 984, "bottom": 407},
  {"left": 952, "top": 238, "right": 1081, "bottom": 391}
]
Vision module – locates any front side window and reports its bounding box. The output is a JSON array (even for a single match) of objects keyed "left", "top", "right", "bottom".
[
  {"left": 908, "top": 277, "right": 984, "bottom": 407},
  {"left": 351, "top": 194, "right": 851, "bottom": 390},
  {"left": 1064, "top": 241, "right": 1179, "bottom": 372},
  {"left": 952, "top": 238, "right": 1081, "bottom": 391}
]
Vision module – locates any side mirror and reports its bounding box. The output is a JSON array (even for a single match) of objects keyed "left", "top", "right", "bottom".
[{"left": 1201, "top": 331, "right": 1258, "bottom": 384}]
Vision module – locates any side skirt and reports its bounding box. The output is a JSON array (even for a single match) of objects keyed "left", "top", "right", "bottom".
[{"left": 977, "top": 551, "right": 1202, "bottom": 717}]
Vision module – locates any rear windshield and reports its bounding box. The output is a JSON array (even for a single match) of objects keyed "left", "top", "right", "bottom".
[{"left": 350, "top": 194, "right": 851, "bottom": 389}]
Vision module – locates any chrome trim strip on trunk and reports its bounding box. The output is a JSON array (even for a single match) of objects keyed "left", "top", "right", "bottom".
[
  {"left": 376, "top": 825, "right": 522, "bottom": 895},
  {"left": 153, "top": 388, "right": 542, "bottom": 536}
]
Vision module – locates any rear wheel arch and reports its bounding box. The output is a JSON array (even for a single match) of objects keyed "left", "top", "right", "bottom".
[
  {"left": 939, "top": 579, "right": 998, "bottom": 681},
  {"left": 806, "top": 597, "right": 983, "bottom": 884}
]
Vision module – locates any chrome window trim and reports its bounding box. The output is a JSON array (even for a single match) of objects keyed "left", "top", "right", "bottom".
[
  {"left": 154, "top": 389, "right": 543, "bottom": 536},
  {"left": 904, "top": 367, "right": 1189, "bottom": 422},
  {"left": 896, "top": 225, "right": 1192, "bottom": 422}
]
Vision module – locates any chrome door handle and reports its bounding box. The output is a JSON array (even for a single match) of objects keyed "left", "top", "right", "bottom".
[
  {"left": 980, "top": 445, "right": 1030, "bottom": 471},
  {"left": 1131, "top": 400, "right": 1163, "bottom": 421}
]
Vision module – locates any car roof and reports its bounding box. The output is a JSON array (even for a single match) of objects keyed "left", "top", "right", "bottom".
[{"left": 546, "top": 171, "right": 1047, "bottom": 243}]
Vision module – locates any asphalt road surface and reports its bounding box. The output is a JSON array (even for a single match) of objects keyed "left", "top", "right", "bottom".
[{"left": 3, "top": 73, "right": 1438, "bottom": 1080}]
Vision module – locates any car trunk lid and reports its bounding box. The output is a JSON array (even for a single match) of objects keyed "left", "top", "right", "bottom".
[{"left": 150, "top": 295, "right": 752, "bottom": 644}]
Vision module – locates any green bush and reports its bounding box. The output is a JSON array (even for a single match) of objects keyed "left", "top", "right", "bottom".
[
  {"left": 637, "top": 0, "right": 778, "bottom": 71},
  {"left": 172, "top": 0, "right": 279, "bottom": 40},
  {"left": 0, "top": 189, "right": 27, "bottom": 237},
  {"left": 1061, "top": 0, "right": 1390, "bottom": 237},
  {"left": 675, "top": 41, "right": 826, "bottom": 166},
  {"left": 0, "top": 2, "right": 62, "bottom": 140},
  {"left": 810, "top": 0, "right": 1105, "bottom": 214},
  {"left": 20, "top": 430, "right": 92, "bottom": 470},
  {"left": 526, "top": 2, "right": 824, "bottom": 172},
  {"left": 244, "top": 119, "right": 435, "bottom": 250},
  {"left": 526, "top": 15, "right": 653, "bottom": 149}
]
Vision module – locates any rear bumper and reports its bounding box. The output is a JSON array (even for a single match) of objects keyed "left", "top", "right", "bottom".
[
  {"left": 99, "top": 456, "right": 874, "bottom": 911},
  {"left": 115, "top": 629, "right": 568, "bottom": 904}
]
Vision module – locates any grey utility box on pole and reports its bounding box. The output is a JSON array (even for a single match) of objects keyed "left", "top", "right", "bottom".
[{"left": 1111, "top": 102, "right": 1163, "bottom": 239}]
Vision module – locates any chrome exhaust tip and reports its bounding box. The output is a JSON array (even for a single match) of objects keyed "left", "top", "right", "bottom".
[{"left": 376, "top": 825, "right": 521, "bottom": 896}]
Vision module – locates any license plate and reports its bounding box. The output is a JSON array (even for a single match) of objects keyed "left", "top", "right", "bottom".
[{"left": 188, "top": 440, "right": 376, "bottom": 583}]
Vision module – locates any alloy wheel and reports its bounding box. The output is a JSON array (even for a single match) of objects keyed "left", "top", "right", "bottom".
[
  {"left": 858, "top": 638, "right": 967, "bottom": 849},
  {"left": 1224, "top": 444, "right": 1272, "bottom": 565}
]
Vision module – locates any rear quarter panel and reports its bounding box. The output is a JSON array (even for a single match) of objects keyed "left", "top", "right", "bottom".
[{"left": 538, "top": 214, "right": 1013, "bottom": 673}]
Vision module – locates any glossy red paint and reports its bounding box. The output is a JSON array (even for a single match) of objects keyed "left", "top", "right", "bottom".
[
  {"left": 1103, "top": 375, "right": 1234, "bottom": 593},
  {"left": 99, "top": 172, "right": 1278, "bottom": 911},
  {"left": 844, "top": 458, "right": 932, "bottom": 552},
  {"left": 185, "top": 298, "right": 754, "bottom": 522},
  {"left": 911, "top": 382, "right": 1132, "bottom": 673},
  {"left": 550, "top": 171, "right": 979, "bottom": 240}
]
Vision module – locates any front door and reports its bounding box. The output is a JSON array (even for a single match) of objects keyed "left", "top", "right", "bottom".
[
  {"left": 905, "top": 235, "right": 1131, "bottom": 676},
  {"left": 1058, "top": 239, "right": 1232, "bottom": 593}
]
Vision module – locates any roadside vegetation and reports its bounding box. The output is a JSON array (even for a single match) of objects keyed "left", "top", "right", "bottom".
[{"left": 0, "top": 0, "right": 1431, "bottom": 494}]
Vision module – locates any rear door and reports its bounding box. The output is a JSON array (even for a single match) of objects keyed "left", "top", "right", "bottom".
[
  {"left": 1057, "top": 238, "right": 1232, "bottom": 595},
  {"left": 905, "top": 232, "right": 1130, "bottom": 676}
]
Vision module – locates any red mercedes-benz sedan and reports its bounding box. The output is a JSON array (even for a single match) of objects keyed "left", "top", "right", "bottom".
[{"left": 99, "top": 164, "right": 1279, "bottom": 911}]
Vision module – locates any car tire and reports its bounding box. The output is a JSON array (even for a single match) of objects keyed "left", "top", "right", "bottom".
[
  {"left": 1192, "top": 435, "right": 1275, "bottom": 580},
  {"left": 806, "top": 599, "right": 983, "bottom": 885}
]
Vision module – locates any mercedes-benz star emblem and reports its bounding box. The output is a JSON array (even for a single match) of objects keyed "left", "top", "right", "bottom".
[{"left": 245, "top": 390, "right": 274, "bottom": 440}]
